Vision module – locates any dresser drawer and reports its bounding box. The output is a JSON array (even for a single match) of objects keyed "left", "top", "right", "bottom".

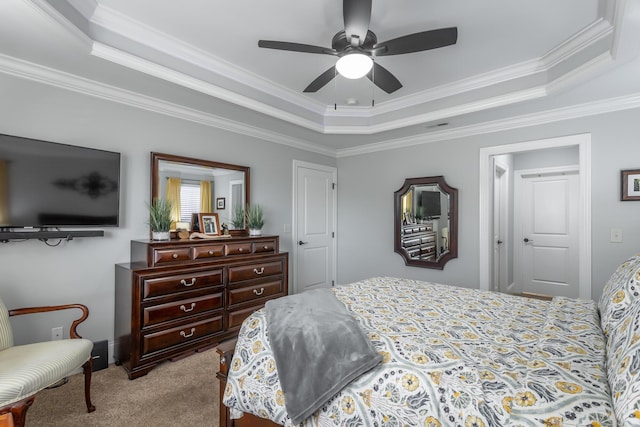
[
  {"left": 142, "top": 269, "right": 223, "bottom": 299},
  {"left": 153, "top": 248, "right": 191, "bottom": 265},
  {"left": 227, "top": 280, "right": 283, "bottom": 307},
  {"left": 142, "top": 293, "right": 223, "bottom": 327},
  {"left": 421, "top": 245, "right": 436, "bottom": 255},
  {"left": 191, "top": 244, "right": 225, "bottom": 260},
  {"left": 228, "top": 304, "right": 265, "bottom": 329},
  {"left": 226, "top": 243, "right": 252, "bottom": 256},
  {"left": 228, "top": 261, "right": 283, "bottom": 283},
  {"left": 421, "top": 234, "right": 436, "bottom": 244},
  {"left": 253, "top": 240, "right": 276, "bottom": 254},
  {"left": 142, "top": 316, "right": 223, "bottom": 355}
]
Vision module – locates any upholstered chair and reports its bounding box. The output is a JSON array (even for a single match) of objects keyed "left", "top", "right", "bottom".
[{"left": 0, "top": 297, "right": 95, "bottom": 427}]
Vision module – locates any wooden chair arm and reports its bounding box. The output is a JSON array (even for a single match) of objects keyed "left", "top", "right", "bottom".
[{"left": 8, "top": 304, "right": 90, "bottom": 339}]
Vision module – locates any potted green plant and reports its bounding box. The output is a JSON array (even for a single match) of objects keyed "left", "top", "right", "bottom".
[
  {"left": 245, "top": 204, "right": 264, "bottom": 236},
  {"left": 148, "top": 198, "right": 173, "bottom": 241},
  {"left": 231, "top": 205, "right": 245, "bottom": 230}
]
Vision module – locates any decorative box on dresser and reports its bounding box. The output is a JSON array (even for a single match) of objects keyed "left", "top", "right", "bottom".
[{"left": 115, "top": 234, "right": 288, "bottom": 379}]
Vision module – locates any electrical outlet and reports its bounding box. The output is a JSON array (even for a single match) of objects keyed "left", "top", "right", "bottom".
[{"left": 51, "top": 326, "right": 63, "bottom": 341}]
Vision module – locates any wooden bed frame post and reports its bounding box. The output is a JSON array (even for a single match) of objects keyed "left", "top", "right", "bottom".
[
  {"left": 216, "top": 339, "right": 236, "bottom": 427},
  {"left": 216, "top": 339, "right": 281, "bottom": 427}
]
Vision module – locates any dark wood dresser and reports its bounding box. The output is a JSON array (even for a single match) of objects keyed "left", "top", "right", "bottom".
[
  {"left": 114, "top": 235, "right": 288, "bottom": 379},
  {"left": 401, "top": 223, "right": 436, "bottom": 260}
]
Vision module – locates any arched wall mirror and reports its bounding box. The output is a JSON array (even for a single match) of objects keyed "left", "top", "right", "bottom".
[
  {"left": 394, "top": 176, "right": 458, "bottom": 269},
  {"left": 151, "top": 152, "right": 250, "bottom": 235}
]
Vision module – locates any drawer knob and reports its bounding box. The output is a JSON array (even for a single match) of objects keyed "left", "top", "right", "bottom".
[
  {"left": 172, "top": 253, "right": 179, "bottom": 259},
  {"left": 180, "top": 328, "right": 196, "bottom": 338},
  {"left": 238, "top": 248, "right": 244, "bottom": 252},
  {"left": 180, "top": 278, "right": 196, "bottom": 287},
  {"left": 253, "top": 267, "right": 265, "bottom": 275},
  {"left": 208, "top": 250, "right": 214, "bottom": 255},
  {"left": 263, "top": 246, "right": 269, "bottom": 250},
  {"left": 253, "top": 287, "right": 265, "bottom": 296},
  {"left": 180, "top": 303, "right": 196, "bottom": 313}
]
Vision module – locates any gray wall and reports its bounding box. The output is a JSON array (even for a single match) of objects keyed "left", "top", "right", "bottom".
[
  {"left": 0, "top": 74, "right": 335, "bottom": 357},
  {"left": 513, "top": 145, "right": 579, "bottom": 170},
  {"left": 336, "top": 108, "right": 640, "bottom": 301},
  {"left": 2, "top": 71, "right": 640, "bottom": 364}
]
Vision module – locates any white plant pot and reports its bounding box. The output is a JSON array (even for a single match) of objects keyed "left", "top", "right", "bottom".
[
  {"left": 152, "top": 231, "right": 171, "bottom": 241},
  {"left": 249, "top": 228, "right": 262, "bottom": 236}
]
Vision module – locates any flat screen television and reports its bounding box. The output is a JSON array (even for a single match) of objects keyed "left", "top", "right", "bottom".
[
  {"left": 420, "top": 191, "right": 442, "bottom": 219},
  {"left": 0, "top": 133, "right": 120, "bottom": 229}
]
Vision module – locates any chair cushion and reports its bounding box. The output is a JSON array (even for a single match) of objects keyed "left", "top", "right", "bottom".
[{"left": 0, "top": 339, "right": 93, "bottom": 406}]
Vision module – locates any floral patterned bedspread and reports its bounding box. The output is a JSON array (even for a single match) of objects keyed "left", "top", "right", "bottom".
[{"left": 223, "top": 277, "right": 615, "bottom": 426}]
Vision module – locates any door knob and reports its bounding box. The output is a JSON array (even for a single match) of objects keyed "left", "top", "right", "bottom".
[
  {"left": 298, "top": 240, "right": 308, "bottom": 245},
  {"left": 497, "top": 240, "right": 503, "bottom": 244},
  {"left": 524, "top": 238, "right": 532, "bottom": 243}
]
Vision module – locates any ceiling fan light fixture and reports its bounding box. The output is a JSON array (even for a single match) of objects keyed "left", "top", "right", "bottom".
[{"left": 336, "top": 53, "right": 373, "bottom": 79}]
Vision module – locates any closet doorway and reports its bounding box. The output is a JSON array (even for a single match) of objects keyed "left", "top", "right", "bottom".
[{"left": 479, "top": 133, "right": 592, "bottom": 299}]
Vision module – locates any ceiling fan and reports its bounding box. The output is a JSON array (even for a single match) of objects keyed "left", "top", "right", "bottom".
[{"left": 258, "top": 0, "right": 458, "bottom": 94}]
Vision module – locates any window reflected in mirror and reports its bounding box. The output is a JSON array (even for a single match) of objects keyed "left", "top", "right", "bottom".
[
  {"left": 151, "top": 153, "right": 250, "bottom": 236},
  {"left": 157, "top": 161, "right": 245, "bottom": 230}
]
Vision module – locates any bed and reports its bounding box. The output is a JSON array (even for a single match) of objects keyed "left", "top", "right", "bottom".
[{"left": 217, "top": 253, "right": 640, "bottom": 426}]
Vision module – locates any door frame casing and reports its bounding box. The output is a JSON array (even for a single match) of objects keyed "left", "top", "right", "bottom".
[
  {"left": 492, "top": 159, "right": 510, "bottom": 293},
  {"left": 479, "top": 133, "right": 592, "bottom": 298},
  {"left": 292, "top": 160, "right": 338, "bottom": 295}
]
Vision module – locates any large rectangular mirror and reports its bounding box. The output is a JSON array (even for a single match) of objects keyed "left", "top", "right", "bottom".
[{"left": 151, "top": 152, "right": 250, "bottom": 235}]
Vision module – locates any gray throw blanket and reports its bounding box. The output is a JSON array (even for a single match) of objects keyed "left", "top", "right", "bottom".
[{"left": 265, "top": 288, "right": 382, "bottom": 425}]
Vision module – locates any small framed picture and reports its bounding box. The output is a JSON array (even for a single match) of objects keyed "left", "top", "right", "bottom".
[
  {"left": 191, "top": 213, "right": 200, "bottom": 232},
  {"left": 216, "top": 197, "right": 226, "bottom": 210},
  {"left": 621, "top": 169, "right": 640, "bottom": 201},
  {"left": 198, "top": 213, "right": 221, "bottom": 235}
]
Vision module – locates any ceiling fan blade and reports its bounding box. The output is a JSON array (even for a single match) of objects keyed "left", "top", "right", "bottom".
[
  {"left": 343, "top": 0, "right": 372, "bottom": 46},
  {"left": 258, "top": 40, "right": 337, "bottom": 55},
  {"left": 367, "top": 62, "right": 402, "bottom": 94},
  {"left": 303, "top": 67, "right": 337, "bottom": 92},
  {"left": 374, "top": 27, "right": 458, "bottom": 56}
]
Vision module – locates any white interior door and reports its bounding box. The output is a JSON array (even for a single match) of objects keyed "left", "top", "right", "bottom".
[
  {"left": 515, "top": 168, "right": 579, "bottom": 297},
  {"left": 293, "top": 161, "right": 337, "bottom": 294}
]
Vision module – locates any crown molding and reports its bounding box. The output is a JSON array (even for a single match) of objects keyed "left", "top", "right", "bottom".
[
  {"left": 2, "top": 51, "right": 638, "bottom": 161},
  {"left": 89, "top": 3, "right": 327, "bottom": 116},
  {"left": 325, "top": 87, "right": 548, "bottom": 135},
  {"left": 326, "top": 18, "right": 613, "bottom": 120},
  {"left": 27, "top": 0, "right": 95, "bottom": 47},
  {"left": 542, "top": 18, "right": 612, "bottom": 68},
  {"left": 0, "top": 53, "right": 335, "bottom": 157},
  {"left": 31, "top": 0, "right": 620, "bottom": 136},
  {"left": 336, "top": 92, "right": 640, "bottom": 157},
  {"left": 90, "top": 42, "right": 327, "bottom": 135}
]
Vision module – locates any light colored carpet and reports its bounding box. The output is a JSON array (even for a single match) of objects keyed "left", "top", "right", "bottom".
[{"left": 26, "top": 349, "right": 220, "bottom": 427}]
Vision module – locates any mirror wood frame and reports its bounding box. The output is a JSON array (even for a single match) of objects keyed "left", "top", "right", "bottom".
[
  {"left": 150, "top": 152, "right": 251, "bottom": 236},
  {"left": 394, "top": 176, "right": 458, "bottom": 270}
]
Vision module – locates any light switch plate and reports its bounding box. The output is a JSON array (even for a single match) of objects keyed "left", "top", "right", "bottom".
[{"left": 610, "top": 228, "right": 623, "bottom": 243}]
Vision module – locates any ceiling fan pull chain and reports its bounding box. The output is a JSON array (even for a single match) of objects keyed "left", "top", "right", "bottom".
[
  {"left": 334, "top": 66, "right": 338, "bottom": 110},
  {"left": 371, "top": 63, "right": 375, "bottom": 107}
]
